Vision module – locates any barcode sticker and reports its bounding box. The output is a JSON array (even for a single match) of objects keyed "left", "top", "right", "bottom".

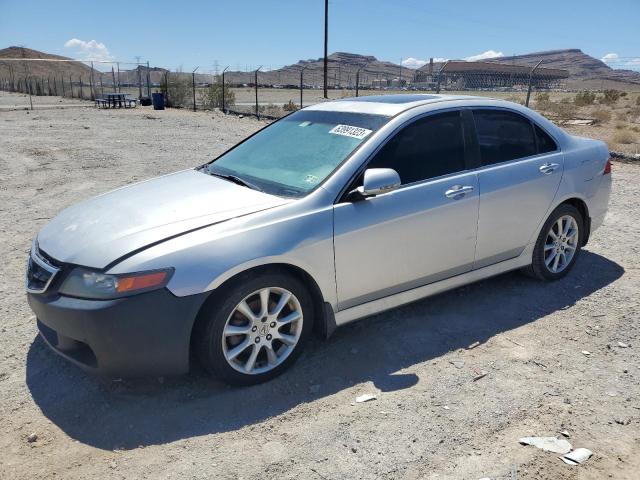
[{"left": 329, "top": 124, "right": 372, "bottom": 140}]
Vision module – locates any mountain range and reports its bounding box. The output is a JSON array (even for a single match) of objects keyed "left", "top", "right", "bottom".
[{"left": 1, "top": 46, "right": 639, "bottom": 90}]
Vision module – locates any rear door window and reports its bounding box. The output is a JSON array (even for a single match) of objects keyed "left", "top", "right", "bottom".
[{"left": 473, "top": 109, "right": 537, "bottom": 165}]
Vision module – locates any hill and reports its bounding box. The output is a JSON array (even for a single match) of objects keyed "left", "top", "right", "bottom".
[
  {"left": 0, "top": 46, "right": 94, "bottom": 80},
  {"left": 485, "top": 49, "right": 640, "bottom": 86}
]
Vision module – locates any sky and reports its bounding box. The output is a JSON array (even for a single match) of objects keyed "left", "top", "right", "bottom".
[{"left": 1, "top": 0, "right": 639, "bottom": 72}]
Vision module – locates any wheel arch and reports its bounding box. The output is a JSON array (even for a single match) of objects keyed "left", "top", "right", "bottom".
[
  {"left": 189, "top": 263, "right": 335, "bottom": 353},
  {"left": 558, "top": 197, "right": 590, "bottom": 246}
]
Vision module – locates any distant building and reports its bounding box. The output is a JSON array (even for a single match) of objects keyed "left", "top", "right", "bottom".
[{"left": 413, "top": 61, "right": 569, "bottom": 90}]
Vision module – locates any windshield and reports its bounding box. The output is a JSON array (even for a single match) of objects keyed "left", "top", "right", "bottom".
[{"left": 205, "top": 110, "right": 389, "bottom": 197}]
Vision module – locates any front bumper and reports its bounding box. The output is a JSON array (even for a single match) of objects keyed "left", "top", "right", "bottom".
[{"left": 27, "top": 288, "right": 207, "bottom": 376}]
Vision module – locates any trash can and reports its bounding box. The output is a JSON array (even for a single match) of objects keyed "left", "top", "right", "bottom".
[
  {"left": 152, "top": 92, "right": 165, "bottom": 110},
  {"left": 140, "top": 97, "right": 152, "bottom": 106}
]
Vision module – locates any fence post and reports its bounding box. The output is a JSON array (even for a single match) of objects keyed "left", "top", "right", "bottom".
[
  {"left": 300, "top": 66, "right": 308, "bottom": 109},
  {"left": 90, "top": 61, "right": 95, "bottom": 100},
  {"left": 436, "top": 61, "right": 449, "bottom": 94},
  {"left": 163, "top": 72, "right": 168, "bottom": 106},
  {"left": 254, "top": 66, "right": 261, "bottom": 119},
  {"left": 69, "top": 75, "right": 73, "bottom": 98},
  {"left": 100, "top": 75, "right": 104, "bottom": 97},
  {"left": 137, "top": 64, "right": 142, "bottom": 99},
  {"left": 116, "top": 62, "right": 121, "bottom": 93},
  {"left": 79, "top": 77, "right": 83, "bottom": 99},
  {"left": 221, "top": 66, "right": 229, "bottom": 113},
  {"left": 525, "top": 60, "right": 543, "bottom": 107},
  {"left": 192, "top": 66, "right": 199, "bottom": 112},
  {"left": 146, "top": 61, "right": 151, "bottom": 98},
  {"left": 61, "top": 75, "right": 65, "bottom": 97},
  {"left": 355, "top": 62, "right": 368, "bottom": 97}
]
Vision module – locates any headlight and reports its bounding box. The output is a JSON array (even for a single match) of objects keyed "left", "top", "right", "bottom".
[{"left": 58, "top": 267, "right": 174, "bottom": 300}]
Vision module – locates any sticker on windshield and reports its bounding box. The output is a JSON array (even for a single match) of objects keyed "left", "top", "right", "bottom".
[{"left": 329, "top": 124, "right": 372, "bottom": 140}]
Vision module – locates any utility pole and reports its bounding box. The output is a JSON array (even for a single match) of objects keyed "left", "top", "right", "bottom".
[{"left": 323, "top": 0, "right": 328, "bottom": 99}]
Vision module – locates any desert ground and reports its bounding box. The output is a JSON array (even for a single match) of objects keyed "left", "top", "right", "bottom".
[{"left": 0, "top": 92, "right": 638, "bottom": 479}]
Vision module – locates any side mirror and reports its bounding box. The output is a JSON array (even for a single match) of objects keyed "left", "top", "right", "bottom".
[{"left": 359, "top": 168, "right": 401, "bottom": 197}]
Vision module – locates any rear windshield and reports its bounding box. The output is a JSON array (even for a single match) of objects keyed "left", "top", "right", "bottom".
[{"left": 206, "top": 110, "right": 389, "bottom": 197}]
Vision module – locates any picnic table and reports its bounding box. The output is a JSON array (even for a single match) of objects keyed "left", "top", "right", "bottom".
[{"left": 95, "top": 92, "right": 137, "bottom": 108}]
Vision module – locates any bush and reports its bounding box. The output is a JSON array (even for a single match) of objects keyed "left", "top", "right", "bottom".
[
  {"left": 574, "top": 91, "right": 596, "bottom": 106},
  {"left": 160, "top": 73, "right": 190, "bottom": 108},
  {"left": 283, "top": 99, "right": 298, "bottom": 111},
  {"left": 600, "top": 89, "right": 622, "bottom": 105},
  {"left": 534, "top": 92, "right": 551, "bottom": 108},
  {"left": 547, "top": 100, "right": 577, "bottom": 120},
  {"left": 612, "top": 130, "right": 636, "bottom": 144},
  {"left": 200, "top": 82, "right": 235, "bottom": 110},
  {"left": 636, "top": 96, "right": 640, "bottom": 106},
  {"left": 504, "top": 95, "right": 525, "bottom": 105},
  {"left": 592, "top": 108, "right": 612, "bottom": 124}
]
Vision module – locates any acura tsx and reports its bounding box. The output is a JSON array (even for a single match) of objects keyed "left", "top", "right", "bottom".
[{"left": 26, "top": 94, "right": 611, "bottom": 385}]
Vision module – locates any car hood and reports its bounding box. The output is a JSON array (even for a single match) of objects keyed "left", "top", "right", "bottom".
[{"left": 37, "top": 169, "right": 290, "bottom": 269}]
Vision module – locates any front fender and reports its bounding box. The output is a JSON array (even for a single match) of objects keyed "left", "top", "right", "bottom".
[{"left": 108, "top": 203, "right": 338, "bottom": 309}]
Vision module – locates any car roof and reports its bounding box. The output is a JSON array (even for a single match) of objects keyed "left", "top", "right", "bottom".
[{"left": 306, "top": 94, "right": 489, "bottom": 116}]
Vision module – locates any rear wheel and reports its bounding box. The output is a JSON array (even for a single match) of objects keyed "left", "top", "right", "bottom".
[
  {"left": 194, "top": 272, "right": 313, "bottom": 386},
  {"left": 525, "top": 204, "right": 583, "bottom": 281}
]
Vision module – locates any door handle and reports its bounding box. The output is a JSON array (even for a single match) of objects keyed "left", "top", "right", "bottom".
[
  {"left": 539, "top": 163, "right": 559, "bottom": 175},
  {"left": 445, "top": 185, "right": 474, "bottom": 199}
]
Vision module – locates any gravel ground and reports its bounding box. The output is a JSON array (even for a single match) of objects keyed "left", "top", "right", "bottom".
[{"left": 0, "top": 93, "right": 638, "bottom": 479}]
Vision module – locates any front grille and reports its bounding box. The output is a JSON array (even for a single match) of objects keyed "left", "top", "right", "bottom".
[{"left": 26, "top": 245, "right": 60, "bottom": 294}]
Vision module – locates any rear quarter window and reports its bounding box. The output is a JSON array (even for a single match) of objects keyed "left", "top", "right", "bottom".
[{"left": 534, "top": 124, "right": 558, "bottom": 153}]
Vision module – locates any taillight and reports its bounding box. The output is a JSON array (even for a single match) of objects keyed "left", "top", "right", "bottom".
[{"left": 604, "top": 157, "right": 612, "bottom": 175}]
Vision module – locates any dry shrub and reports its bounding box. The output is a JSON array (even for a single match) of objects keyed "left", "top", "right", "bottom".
[
  {"left": 574, "top": 91, "right": 596, "bottom": 106},
  {"left": 200, "top": 82, "right": 235, "bottom": 109},
  {"left": 283, "top": 100, "right": 298, "bottom": 112},
  {"left": 631, "top": 126, "right": 640, "bottom": 133},
  {"left": 534, "top": 92, "right": 551, "bottom": 109},
  {"left": 546, "top": 99, "right": 577, "bottom": 120},
  {"left": 615, "top": 122, "right": 626, "bottom": 130},
  {"left": 592, "top": 108, "right": 612, "bottom": 124},
  {"left": 612, "top": 130, "right": 636, "bottom": 144},
  {"left": 600, "top": 89, "right": 622, "bottom": 105}
]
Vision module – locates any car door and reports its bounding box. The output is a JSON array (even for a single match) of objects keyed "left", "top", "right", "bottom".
[
  {"left": 471, "top": 109, "right": 564, "bottom": 269},
  {"left": 333, "top": 110, "right": 479, "bottom": 311}
]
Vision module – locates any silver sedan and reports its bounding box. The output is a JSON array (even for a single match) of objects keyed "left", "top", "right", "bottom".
[{"left": 26, "top": 94, "right": 612, "bottom": 385}]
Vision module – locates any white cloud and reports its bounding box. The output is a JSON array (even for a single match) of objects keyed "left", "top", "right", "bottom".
[
  {"left": 402, "top": 57, "right": 448, "bottom": 69},
  {"left": 601, "top": 52, "right": 640, "bottom": 71},
  {"left": 464, "top": 50, "right": 504, "bottom": 62},
  {"left": 64, "top": 38, "right": 114, "bottom": 62}
]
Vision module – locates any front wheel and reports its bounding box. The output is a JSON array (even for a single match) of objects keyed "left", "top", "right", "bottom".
[
  {"left": 194, "top": 272, "right": 314, "bottom": 386},
  {"left": 525, "top": 204, "right": 583, "bottom": 281}
]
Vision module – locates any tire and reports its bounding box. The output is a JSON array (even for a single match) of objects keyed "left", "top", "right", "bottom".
[
  {"left": 524, "top": 203, "right": 583, "bottom": 281},
  {"left": 194, "top": 272, "right": 314, "bottom": 386}
]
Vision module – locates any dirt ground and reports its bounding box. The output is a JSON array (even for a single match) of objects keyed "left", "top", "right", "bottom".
[{"left": 0, "top": 93, "right": 638, "bottom": 479}]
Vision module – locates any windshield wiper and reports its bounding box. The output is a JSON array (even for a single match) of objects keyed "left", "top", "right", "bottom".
[{"left": 207, "top": 171, "right": 262, "bottom": 192}]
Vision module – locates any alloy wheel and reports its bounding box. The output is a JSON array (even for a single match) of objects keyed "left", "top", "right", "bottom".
[
  {"left": 222, "top": 287, "right": 303, "bottom": 375},
  {"left": 544, "top": 215, "right": 579, "bottom": 274}
]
